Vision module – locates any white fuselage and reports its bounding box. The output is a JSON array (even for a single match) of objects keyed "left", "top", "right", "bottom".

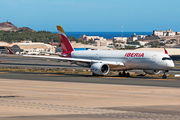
[{"left": 71, "top": 50, "right": 174, "bottom": 71}]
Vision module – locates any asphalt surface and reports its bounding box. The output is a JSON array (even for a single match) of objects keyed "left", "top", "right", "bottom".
[
  {"left": 0, "top": 54, "right": 180, "bottom": 120},
  {"left": 0, "top": 54, "right": 83, "bottom": 69},
  {"left": 0, "top": 71, "right": 180, "bottom": 88},
  {"left": 0, "top": 72, "right": 180, "bottom": 120}
]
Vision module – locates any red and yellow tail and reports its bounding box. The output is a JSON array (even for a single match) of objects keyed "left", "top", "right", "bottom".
[
  {"left": 6, "top": 47, "right": 14, "bottom": 54},
  {"left": 164, "top": 47, "right": 168, "bottom": 54},
  {"left": 57, "top": 26, "right": 74, "bottom": 52}
]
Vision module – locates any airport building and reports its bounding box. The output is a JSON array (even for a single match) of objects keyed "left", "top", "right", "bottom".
[
  {"left": 153, "top": 29, "right": 176, "bottom": 36},
  {"left": 71, "top": 41, "right": 113, "bottom": 50},
  {"left": 113, "top": 37, "right": 127, "bottom": 43},
  {"left": 0, "top": 41, "right": 9, "bottom": 49},
  {"left": 94, "top": 39, "right": 107, "bottom": 46},
  {"left": 106, "top": 39, "right": 113, "bottom": 44},
  {"left": 79, "top": 35, "right": 102, "bottom": 41},
  {"left": 11, "top": 42, "right": 56, "bottom": 55},
  {"left": 136, "top": 35, "right": 147, "bottom": 39},
  {"left": 0, "top": 41, "right": 9, "bottom": 53}
]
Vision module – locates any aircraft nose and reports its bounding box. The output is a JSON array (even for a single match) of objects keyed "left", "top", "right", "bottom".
[{"left": 167, "top": 61, "right": 175, "bottom": 69}]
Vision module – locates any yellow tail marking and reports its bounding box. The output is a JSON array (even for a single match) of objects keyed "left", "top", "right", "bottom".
[{"left": 57, "top": 25, "right": 66, "bottom": 35}]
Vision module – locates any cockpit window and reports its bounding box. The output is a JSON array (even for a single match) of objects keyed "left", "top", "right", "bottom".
[{"left": 162, "top": 57, "right": 172, "bottom": 60}]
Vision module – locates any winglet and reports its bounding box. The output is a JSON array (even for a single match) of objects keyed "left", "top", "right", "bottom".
[
  {"left": 57, "top": 25, "right": 74, "bottom": 53},
  {"left": 164, "top": 47, "right": 168, "bottom": 54},
  {"left": 6, "top": 47, "right": 14, "bottom": 54}
]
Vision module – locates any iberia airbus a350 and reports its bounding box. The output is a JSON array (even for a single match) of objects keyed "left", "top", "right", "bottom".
[{"left": 22, "top": 26, "right": 174, "bottom": 79}]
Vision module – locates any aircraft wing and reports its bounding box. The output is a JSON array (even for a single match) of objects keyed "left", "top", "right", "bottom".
[{"left": 23, "top": 55, "right": 125, "bottom": 66}]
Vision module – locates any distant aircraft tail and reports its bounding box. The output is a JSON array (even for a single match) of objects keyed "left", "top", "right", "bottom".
[
  {"left": 164, "top": 47, "right": 168, "bottom": 54},
  {"left": 57, "top": 26, "right": 74, "bottom": 53},
  {"left": 6, "top": 47, "right": 14, "bottom": 54}
]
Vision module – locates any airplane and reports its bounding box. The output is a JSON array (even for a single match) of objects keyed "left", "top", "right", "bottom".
[
  {"left": 8, "top": 26, "right": 174, "bottom": 79},
  {"left": 6, "top": 47, "right": 14, "bottom": 54}
]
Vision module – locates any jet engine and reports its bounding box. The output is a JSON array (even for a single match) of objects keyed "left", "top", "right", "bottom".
[
  {"left": 90, "top": 63, "right": 109, "bottom": 75},
  {"left": 143, "top": 70, "right": 161, "bottom": 75}
]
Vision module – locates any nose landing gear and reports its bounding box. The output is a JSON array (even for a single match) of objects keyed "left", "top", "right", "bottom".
[{"left": 162, "top": 70, "right": 169, "bottom": 79}]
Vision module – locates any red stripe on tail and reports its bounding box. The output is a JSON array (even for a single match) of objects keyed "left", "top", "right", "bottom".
[
  {"left": 57, "top": 26, "right": 74, "bottom": 53},
  {"left": 6, "top": 47, "right": 14, "bottom": 54},
  {"left": 59, "top": 34, "right": 74, "bottom": 53}
]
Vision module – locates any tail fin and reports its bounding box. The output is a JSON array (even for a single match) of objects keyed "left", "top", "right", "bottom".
[
  {"left": 6, "top": 47, "right": 14, "bottom": 54},
  {"left": 57, "top": 26, "right": 74, "bottom": 52},
  {"left": 164, "top": 47, "right": 168, "bottom": 54}
]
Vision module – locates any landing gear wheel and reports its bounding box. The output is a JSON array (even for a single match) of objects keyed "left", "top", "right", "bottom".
[
  {"left": 162, "top": 75, "right": 167, "bottom": 79},
  {"left": 127, "top": 72, "right": 130, "bottom": 77},
  {"left": 119, "top": 71, "right": 130, "bottom": 77},
  {"left": 162, "top": 71, "right": 167, "bottom": 79},
  {"left": 119, "top": 72, "right": 122, "bottom": 77},
  {"left": 123, "top": 71, "right": 126, "bottom": 77}
]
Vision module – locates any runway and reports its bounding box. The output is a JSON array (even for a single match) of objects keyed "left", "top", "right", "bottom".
[
  {"left": 0, "top": 71, "right": 180, "bottom": 88},
  {"left": 0, "top": 54, "right": 180, "bottom": 120},
  {"left": 0, "top": 72, "right": 180, "bottom": 120}
]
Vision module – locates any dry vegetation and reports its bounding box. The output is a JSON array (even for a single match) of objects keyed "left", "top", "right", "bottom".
[{"left": 0, "top": 66, "right": 176, "bottom": 78}]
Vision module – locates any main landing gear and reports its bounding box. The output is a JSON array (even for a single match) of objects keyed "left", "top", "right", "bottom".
[{"left": 119, "top": 71, "right": 130, "bottom": 77}]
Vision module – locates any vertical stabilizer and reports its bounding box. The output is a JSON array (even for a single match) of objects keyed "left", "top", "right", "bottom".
[
  {"left": 57, "top": 26, "right": 74, "bottom": 52},
  {"left": 164, "top": 48, "right": 168, "bottom": 54},
  {"left": 6, "top": 47, "right": 14, "bottom": 54}
]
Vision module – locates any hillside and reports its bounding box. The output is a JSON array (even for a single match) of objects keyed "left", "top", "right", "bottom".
[
  {"left": 0, "top": 21, "right": 36, "bottom": 32},
  {"left": 0, "top": 29, "right": 81, "bottom": 44},
  {"left": 0, "top": 21, "right": 82, "bottom": 44},
  {"left": 0, "top": 30, "right": 59, "bottom": 43}
]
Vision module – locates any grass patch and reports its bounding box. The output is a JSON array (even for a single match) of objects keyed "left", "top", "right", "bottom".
[
  {"left": 174, "top": 60, "right": 180, "bottom": 64},
  {"left": 0, "top": 67, "right": 92, "bottom": 75},
  {"left": 0, "top": 67, "right": 176, "bottom": 78}
]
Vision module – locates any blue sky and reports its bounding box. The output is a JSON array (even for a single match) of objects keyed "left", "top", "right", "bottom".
[{"left": 0, "top": 0, "right": 180, "bottom": 32}]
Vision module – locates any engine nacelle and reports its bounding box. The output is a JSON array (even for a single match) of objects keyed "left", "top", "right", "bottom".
[
  {"left": 143, "top": 70, "right": 161, "bottom": 75},
  {"left": 90, "top": 63, "right": 110, "bottom": 75}
]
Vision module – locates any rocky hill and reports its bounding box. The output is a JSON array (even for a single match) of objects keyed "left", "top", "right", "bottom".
[{"left": 0, "top": 21, "right": 36, "bottom": 32}]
